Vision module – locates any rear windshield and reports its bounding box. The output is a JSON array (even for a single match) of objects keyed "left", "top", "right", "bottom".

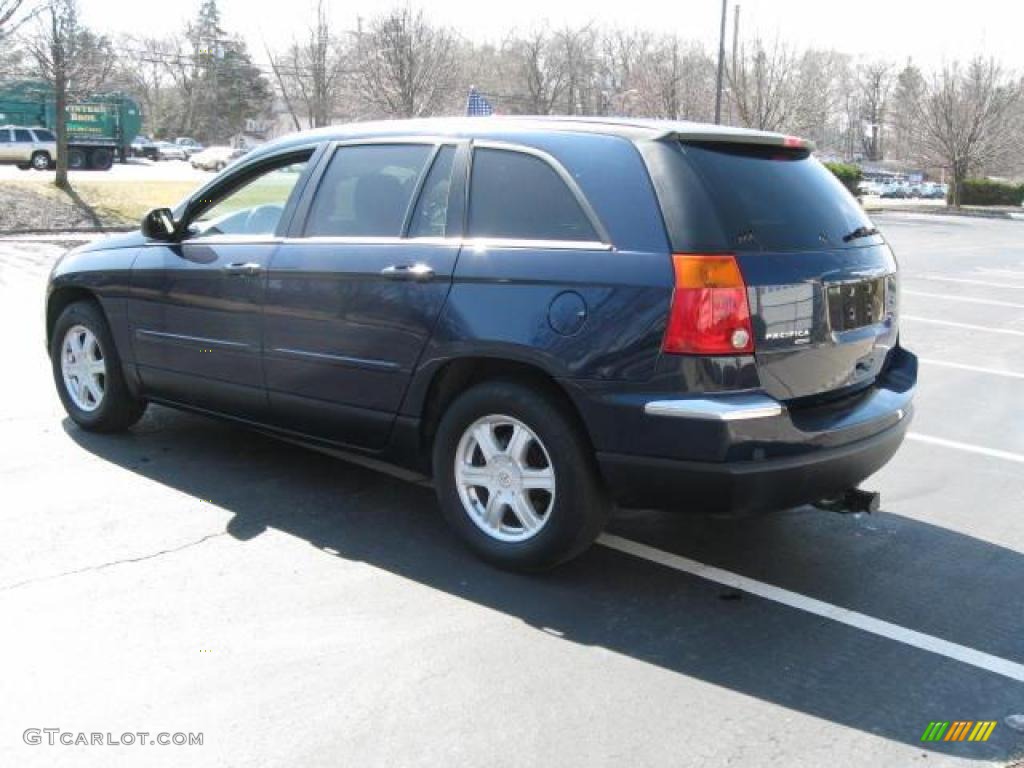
[{"left": 681, "top": 142, "right": 875, "bottom": 252}]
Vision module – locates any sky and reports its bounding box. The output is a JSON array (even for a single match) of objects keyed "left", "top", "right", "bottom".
[{"left": 79, "top": 0, "right": 1024, "bottom": 70}]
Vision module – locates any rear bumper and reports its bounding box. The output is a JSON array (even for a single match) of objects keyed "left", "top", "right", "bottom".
[
  {"left": 584, "top": 346, "right": 917, "bottom": 515},
  {"left": 598, "top": 409, "right": 910, "bottom": 514}
]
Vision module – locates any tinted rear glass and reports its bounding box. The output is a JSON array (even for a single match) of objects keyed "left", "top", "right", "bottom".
[
  {"left": 468, "top": 148, "right": 598, "bottom": 242},
  {"left": 681, "top": 142, "right": 875, "bottom": 252}
]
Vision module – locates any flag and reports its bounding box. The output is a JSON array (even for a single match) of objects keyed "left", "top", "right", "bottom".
[{"left": 466, "top": 87, "right": 494, "bottom": 116}]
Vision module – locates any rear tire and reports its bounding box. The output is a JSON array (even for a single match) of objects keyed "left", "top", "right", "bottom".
[
  {"left": 432, "top": 380, "right": 610, "bottom": 571},
  {"left": 51, "top": 300, "right": 146, "bottom": 432},
  {"left": 89, "top": 148, "right": 113, "bottom": 170}
]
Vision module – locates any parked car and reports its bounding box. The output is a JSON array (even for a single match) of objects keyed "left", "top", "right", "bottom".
[
  {"left": 0, "top": 125, "right": 56, "bottom": 170},
  {"left": 174, "top": 137, "right": 204, "bottom": 158},
  {"left": 154, "top": 141, "right": 187, "bottom": 161},
  {"left": 920, "top": 183, "right": 947, "bottom": 200},
  {"left": 880, "top": 183, "right": 909, "bottom": 199},
  {"left": 44, "top": 117, "right": 917, "bottom": 571},
  {"left": 189, "top": 145, "right": 243, "bottom": 171},
  {"left": 130, "top": 135, "right": 158, "bottom": 160}
]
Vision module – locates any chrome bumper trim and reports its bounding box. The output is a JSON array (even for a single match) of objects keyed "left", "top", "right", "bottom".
[{"left": 643, "top": 394, "right": 784, "bottom": 421}]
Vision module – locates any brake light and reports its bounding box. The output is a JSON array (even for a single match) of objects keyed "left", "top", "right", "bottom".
[
  {"left": 662, "top": 254, "right": 755, "bottom": 355},
  {"left": 783, "top": 135, "right": 805, "bottom": 148}
]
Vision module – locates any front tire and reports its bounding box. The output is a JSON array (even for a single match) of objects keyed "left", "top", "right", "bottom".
[
  {"left": 31, "top": 151, "right": 51, "bottom": 171},
  {"left": 51, "top": 300, "right": 146, "bottom": 432},
  {"left": 433, "top": 380, "right": 610, "bottom": 571},
  {"left": 67, "top": 148, "right": 86, "bottom": 170}
]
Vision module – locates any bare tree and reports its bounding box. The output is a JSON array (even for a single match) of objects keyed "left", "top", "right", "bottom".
[
  {"left": 913, "top": 57, "right": 1023, "bottom": 206},
  {"left": 26, "top": 0, "right": 114, "bottom": 188},
  {"left": 727, "top": 37, "right": 797, "bottom": 131},
  {"left": 113, "top": 35, "right": 179, "bottom": 137},
  {"left": 635, "top": 36, "right": 714, "bottom": 121},
  {"left": 0, "top": 0, "right": 35, "bottom": 41},
  {"left": 353, "top": 7, "right": 459, "bottom": 118},
  {"left": 597, "top": 28, "right": 651, "bottom": 116},
  {"left": 553, "top": 24, "right": 599, "bottom": 115},
  {"left": 269, "top": 0, "right": 348, "bottom": 129},
  {"left": 858, "top": 60, "right": 892, "bottom": 160},
  {"left": 512, "top": 29, "right": 565, "bottom": 114}
]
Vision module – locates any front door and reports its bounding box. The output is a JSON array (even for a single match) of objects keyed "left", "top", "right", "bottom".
[
  {"left": 262, "top": 141, "right": 463, "bottom": 450},
  {"left": 129, "top": 153, "right": 312, "bottom": 418}
]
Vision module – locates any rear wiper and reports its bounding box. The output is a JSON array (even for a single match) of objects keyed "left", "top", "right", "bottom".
[{"left": 842, "top": 226, "right": 880, "bottom": 243}]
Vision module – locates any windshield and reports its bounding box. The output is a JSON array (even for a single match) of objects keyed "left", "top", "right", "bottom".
[{"left": 681, "top": 142, "right": 877, "bottom": 252}]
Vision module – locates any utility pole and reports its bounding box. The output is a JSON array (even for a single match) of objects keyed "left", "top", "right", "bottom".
[
  {"left": 729, "top": 4, "right": 740, "bottom": 124},
  {"left": 714, "top": 0, "right": 728, "bottom": 124}
]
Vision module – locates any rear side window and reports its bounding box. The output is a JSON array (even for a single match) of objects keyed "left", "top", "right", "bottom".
[
  {"left": 0, "top": 130, "right": 10, "bottom": 143},
  {"left": 305, "top": 144, "right": 433, "bottom": 237},
  {"left": 409, "top": 145, "right": 455, "bottom": 238},
  {"left": 681, "top": 142, "right": 874, "bottom": 252},
  {"left": 32, "top": 129, "right": 55, "bottom": 141},
  {"left": 13, "top": 129, "right": 32, "bottom": 142},
  {"left": 468, "top": 148, "right": 598, "bottom": 242}
]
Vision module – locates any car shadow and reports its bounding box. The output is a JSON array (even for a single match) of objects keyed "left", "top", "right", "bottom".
[{"left": 64, "top": 406, "right": 1024, "bottom": 760}]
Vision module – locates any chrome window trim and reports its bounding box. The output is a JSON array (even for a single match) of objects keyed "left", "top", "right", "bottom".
[
  {"left": 276, "top": 235, "right": 610, "bottom": 251},
  {"left": 643, "top": 394, "right": 784, "bottom": 421},
  {"left": 467, "top": 139, "right": 614, "bottom": 247},
  {"left": 463, "top": 237, "right": 612, "bottom": 252}
]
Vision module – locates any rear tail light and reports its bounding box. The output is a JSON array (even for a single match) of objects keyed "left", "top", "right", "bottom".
[{"left": 662, "top": 253, "right": 755, "bottom": 355}]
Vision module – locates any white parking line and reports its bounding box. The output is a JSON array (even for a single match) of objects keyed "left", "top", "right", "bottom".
[
  {"left": 903, "top": 290, "right": 1024, "bottom": 309},
  {"left": 918, "top": 358, "right": 1024, "bottom": 379},
  {"left": 599, "top": 534, "right": 1024, "bottom": 683},
  {"left": 914, "top": 275, "right": 1024, "bottom": 290},
  {"left": 977, "top": 268, "right": 1024, "bottom": 280},
  {"left": 901, "top": 316, "right": 1024, "bottom": 336},
  {"left": 906, "top": 433, "right": 1024, "bottom": 464}
]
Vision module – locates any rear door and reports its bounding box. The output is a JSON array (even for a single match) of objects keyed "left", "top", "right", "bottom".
[
  {"left": 676, "top": 141, "right": 898, "bottom": 402},
  {"left": 262, "top": 140, "right": 464, "bottom": 449},
  {"left": 12, "top": 128, "right": 34, "bottom": 163}
]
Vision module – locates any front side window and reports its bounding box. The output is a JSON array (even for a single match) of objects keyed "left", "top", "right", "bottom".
[
  {"left": 32, "top": 129, "right": 55, "bottom": 141},
  {"left": 305, "top": 144, "right": 434, "bottom": 237},
  {"left": 13, "top": 129, "right": 32, "bottom": 143},
  {"left": 189, "top": 157, "right": 309, "bottom": 238},
  {"left": 468, "top": 148, "right": 598, "bottom": 242}
]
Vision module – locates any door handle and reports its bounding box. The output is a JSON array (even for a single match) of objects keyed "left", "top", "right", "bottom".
[
  {"left": 222, "top": 262, "right": 263, "bottom": 276},
  {"left": 381, "top": 263, "right": 434, "bottom": 280}
]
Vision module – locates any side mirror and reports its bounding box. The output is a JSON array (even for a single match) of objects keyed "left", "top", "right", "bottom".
[{"left": 141, "top": 207, "right": 178, "bottom": 241}]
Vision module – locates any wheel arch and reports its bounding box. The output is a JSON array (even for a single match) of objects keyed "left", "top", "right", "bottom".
[
  {"left": 46, "top": 286, "right": 102, "bottom": 352},
  {"left": 412, "top": 356, "right": 597, "bottom": 472}
]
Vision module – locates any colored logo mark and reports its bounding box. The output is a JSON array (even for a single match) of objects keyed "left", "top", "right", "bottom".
[{"left": 921, "top": 721, "right": 997, "bottom": 742}]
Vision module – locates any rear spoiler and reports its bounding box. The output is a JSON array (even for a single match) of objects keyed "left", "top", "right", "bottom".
[{"left": 657, "top": 130, "right": 816, "bottom": 152}]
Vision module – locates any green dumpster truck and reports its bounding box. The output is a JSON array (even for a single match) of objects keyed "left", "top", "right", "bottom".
[{"left": 0, "top": 81, "right": 142, "bottom": 170}]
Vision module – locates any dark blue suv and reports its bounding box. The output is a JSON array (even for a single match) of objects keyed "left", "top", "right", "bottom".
[{"left": 46, "top": 117, "right": 917, "bottom": 570}]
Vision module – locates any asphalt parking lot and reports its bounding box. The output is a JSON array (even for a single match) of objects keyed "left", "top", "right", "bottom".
[{"left": 1, "top": 212, "right": 1023, "bottom": 767}]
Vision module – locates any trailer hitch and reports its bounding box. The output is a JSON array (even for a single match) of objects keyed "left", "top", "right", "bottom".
[{"left": 812, "top": 488, "right": 880, "bottom": 515}]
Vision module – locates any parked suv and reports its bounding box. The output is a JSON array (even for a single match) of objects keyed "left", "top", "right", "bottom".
[
  {"left": 45, "top": 117, "right": 916, "bottom": 570},
  {"left": 0, "top": 125, "right": 56, "bottom": 170}
]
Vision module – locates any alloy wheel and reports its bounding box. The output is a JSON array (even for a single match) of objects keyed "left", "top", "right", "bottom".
[
  {"left": 61, "top": 325, "right": 106, "bottom": 412},
  {"left": 454, "top": 414, "right": 556, "bottom": 543}
]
